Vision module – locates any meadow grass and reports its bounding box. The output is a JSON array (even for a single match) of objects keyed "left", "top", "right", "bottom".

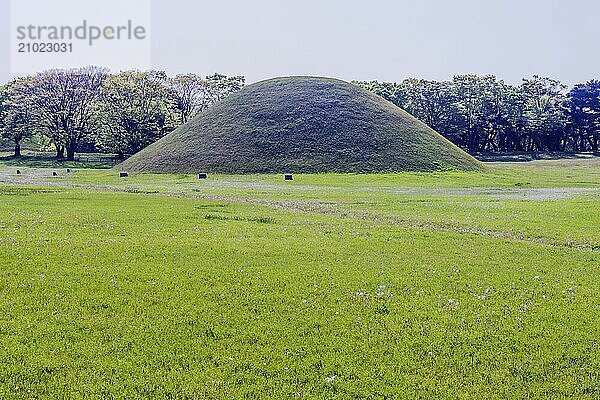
[{"left": 0, "top": 159, "right": 599, "bottom": 398}]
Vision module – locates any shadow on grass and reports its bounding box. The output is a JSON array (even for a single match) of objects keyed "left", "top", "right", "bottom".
[
  {"left": 475, "top": 152, "right": 600, "bottom": 163},
  {"left": 0, "top": 153, "right": 118, "bottom": 169}
]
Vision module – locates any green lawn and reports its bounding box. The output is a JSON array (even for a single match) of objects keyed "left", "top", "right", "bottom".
[{"left": 0, "top": 159, "right": 599, "bottom": 398}]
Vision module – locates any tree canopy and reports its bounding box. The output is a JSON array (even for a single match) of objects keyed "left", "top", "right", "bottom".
[
  {"left": 0, "top": 68, "right": 245, "bottom": 159},
  {"left": 1, "top": 69, "right": 598, "bottom": 159},
  {"left": 355, "top": 75, "right": 600, "bottom": 153}
]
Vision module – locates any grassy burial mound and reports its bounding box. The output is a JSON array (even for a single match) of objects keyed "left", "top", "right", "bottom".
[{"left": 118, "top": 77, "right": 484, "bottom": 174}]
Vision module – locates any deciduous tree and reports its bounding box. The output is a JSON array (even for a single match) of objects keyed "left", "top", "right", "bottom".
[
  {"left": 29, "top": 66, "right": 108, "bottom": 160},
  {"left": 0, "top": 78, "right": 38, "bottom": 157},
  {"left": 169, "top": 73, "right": 245, "bottom": 125},
  {"left": 96, "top": 70, "right": 178, "bottom": 157},
  {"left": 569, "top": 80, "right": 600, "bottom": 151}
]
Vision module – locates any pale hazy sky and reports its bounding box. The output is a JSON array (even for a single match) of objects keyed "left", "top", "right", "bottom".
[{"left": 1, "top": 0, "right": 599, "bottom": 86}]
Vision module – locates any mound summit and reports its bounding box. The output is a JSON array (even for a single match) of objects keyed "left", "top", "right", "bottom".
[{"left": 118, "top": 77, "right": 483, "bottom": 174}]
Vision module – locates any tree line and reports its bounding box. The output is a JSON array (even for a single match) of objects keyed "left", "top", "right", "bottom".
[
  {"left": 0, "top": 66, "right": 244, "bottom": 160},
  {"left": 2, "top": 69, "right": 598, "bottom": 159},
  {"left": 355, "top": 75, "right": 600, "bottom": 153}
]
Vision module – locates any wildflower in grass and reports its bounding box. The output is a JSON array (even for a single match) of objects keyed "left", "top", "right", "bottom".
[
  {"left": 325, "top": 375, "right": 337, "bottom": 383},
  {"left": 519, "top": 304, "right": 528, "bottom": 313},
  {"left": 565, "top": 287, "right": 576, "bottom": 299}
]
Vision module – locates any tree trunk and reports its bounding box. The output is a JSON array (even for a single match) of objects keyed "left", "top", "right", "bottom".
[
  {"left": 66, "top": 145, "right": 77, "bottom": 161},
  {"left": 56, "top": 146, "right": 65, "bottom": 159},
  {"left": 14, "top": 142, "right": 21, "bottom": 157}
]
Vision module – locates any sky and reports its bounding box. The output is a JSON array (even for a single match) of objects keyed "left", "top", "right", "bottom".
[{"left": 1, "top": 0, "right": 599, "bottom": 86}]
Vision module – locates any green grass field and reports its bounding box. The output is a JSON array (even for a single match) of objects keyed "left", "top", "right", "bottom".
[{"left": 1, "top": 158, "right": 599, "bottom": 398}]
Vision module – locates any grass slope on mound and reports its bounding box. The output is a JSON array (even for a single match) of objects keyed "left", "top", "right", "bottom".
[{"left": 118, "top": 77, "right": 483, "bottom": 174}]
